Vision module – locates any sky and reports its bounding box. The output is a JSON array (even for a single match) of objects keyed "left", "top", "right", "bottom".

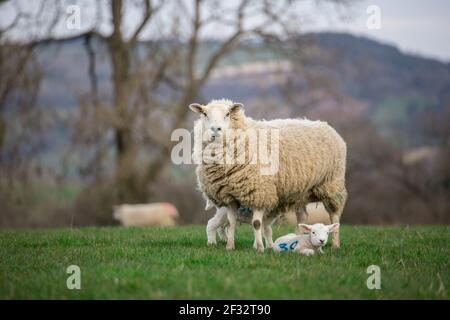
[
  {"left": 1, "top": 0, "right": 450, "bottom": 62},
  {"left": 306, "top": 0, "right": 450, "bottom": 62}
]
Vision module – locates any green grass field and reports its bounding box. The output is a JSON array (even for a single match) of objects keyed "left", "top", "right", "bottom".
[{"left": 0, "top": 225, "right": 449, "bottom": 299}]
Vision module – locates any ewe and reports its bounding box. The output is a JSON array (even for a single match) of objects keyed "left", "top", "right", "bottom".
[
  {"left": 273, "top": 223, "right": 340, "bottom": 256},
  {"left": 190, "top": 99, "right": 347, "bottom": 252}
]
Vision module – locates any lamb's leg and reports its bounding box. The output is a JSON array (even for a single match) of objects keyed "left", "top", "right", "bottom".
[
  {"left": 252, "top": 209, "right": 265, "bottom": 252},
  {"left": 263, "top": 218, "right": 275, "bottom": 248},
  {"left": 218, "top": 226, "right": 228, "bottom": 242},
  {"left": 295, "top": 206, "right": 308, "bottom": 233},
  {"left": 226, "top": 204, "right": 238, "bottom": 250},
  {"left": 206, "top": 206, "right": 227, "bottom": 245},
  {"left": 299, "top": 248, "right": 315, "bottom": 256},
  {"left": 216, "top": 207, "right": 229, "bottom": 242}
]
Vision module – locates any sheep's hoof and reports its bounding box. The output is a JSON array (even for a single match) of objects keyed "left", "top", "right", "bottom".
[
  {"left": 332, "top": 245, "right": 340, "bottom": 250},
  {"left": 207, "top": 241, "right": 217, "bottom": 246}
]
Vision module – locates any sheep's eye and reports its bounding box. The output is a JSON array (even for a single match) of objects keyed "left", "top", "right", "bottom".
[
  {"left": 226, "top": 112, "right": 230, "bottom": 117},
  {"left": 202, "top": 112, "right": 208, "bottom": 118}
]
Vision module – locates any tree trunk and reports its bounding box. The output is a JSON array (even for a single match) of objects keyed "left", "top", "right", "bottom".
[{"left": 107, "top": 0, "right": 135, "bottom": 201}]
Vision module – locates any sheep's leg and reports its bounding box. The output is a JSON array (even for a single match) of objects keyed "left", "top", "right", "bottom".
[
  {"left": 295, "top": 206, "right": 308, "bottom": 233},
  {"left": 206, "top": 207, "right": 227, "bottom": 245},
  {"left": 252, "top": 210, "right": 265, "bottom": 252},
  {"left": 226, "top": 205, "right": 238, "bottom": 250},
  {"left": 329, "top": 213, "right": 341, "bottom": 249},
  {"left": 323, "top": 188, "right": 347, "bottom": 250}
]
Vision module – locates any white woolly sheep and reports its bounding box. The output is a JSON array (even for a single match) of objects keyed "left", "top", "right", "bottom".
[
  {"left": 190, "top": 99, "right": 347, "bottom": 252},
  {"left": 273, "top": 223, "right": 340, "bottom": 255},
  {"left": 113, "top": 203, "right": 179, "bottom": 227}
]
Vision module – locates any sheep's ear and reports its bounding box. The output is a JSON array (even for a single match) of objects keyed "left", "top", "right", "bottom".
[
  {"left": 230, "top": 102, "right": 244, "bottom": 114},
  {"left": 189, "top": 103, "right": 204, "bottom": 114},
  {"left": 328, "top": 223, "right": 340, "bottom": 232},
  {"left": 298, "top": 223, "right": 312, "bottom": 233}
]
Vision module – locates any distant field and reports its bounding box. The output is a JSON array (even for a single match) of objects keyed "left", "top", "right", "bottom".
[{"left": 0, "top": 225, "right": 448, "bottom": 299}]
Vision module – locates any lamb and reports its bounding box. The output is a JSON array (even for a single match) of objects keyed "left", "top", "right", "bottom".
[
  {"left": 206, "top": 205, "right": 229, "bottom": 245},
  {"left": 205, "top": 199, "right": 275, "bottom": 247},
  {"left": 113, "top": 203, "right": 179, "bottom": 227},
  {"left": 273, "top": 223, "right": 340, "bottom": 256},
  {"left": 190, "top": 99, "right": 347, "bottom": 252}
]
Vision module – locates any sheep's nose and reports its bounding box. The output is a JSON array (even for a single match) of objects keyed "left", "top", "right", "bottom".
[
  {"left": 319, "top": 239, "right": 325, "bottom": 244},
  {"left": 211, "top": 126, "right": 222, "bottom": 133}
]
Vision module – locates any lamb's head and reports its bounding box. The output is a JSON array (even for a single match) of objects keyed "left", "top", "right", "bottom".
[
  {"left": 298, "top": 223, "right": 340, "bottom": 248},
  {"left": 189, "top": 99, "right": 244, "bottom": 142}
]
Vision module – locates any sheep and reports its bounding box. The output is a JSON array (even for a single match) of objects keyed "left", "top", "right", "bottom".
[
  {"left": 113, "top": 203, "right": 179, "bottom": 227},
  {"left": 273, "top": 223, "right": 340, "bottom": 255},
  {"left": 190, "top": 99, "right": 347, "bottom": 252}
]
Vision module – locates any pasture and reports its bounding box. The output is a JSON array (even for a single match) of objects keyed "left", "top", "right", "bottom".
[{"left": 0, "top": 225, "right": 448, "bottom": 299}]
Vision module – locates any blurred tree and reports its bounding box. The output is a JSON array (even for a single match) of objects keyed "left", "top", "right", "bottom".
[{"left": 1, "top": 0, "right": 358, "bottom": 225}]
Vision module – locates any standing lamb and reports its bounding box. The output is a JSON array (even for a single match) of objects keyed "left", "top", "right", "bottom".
[
  {"left": 205, "top": 198, "right": 275, "bottom": 247},
  {"left": 190, "top": 99, "right": 347, "bottom": 252}
]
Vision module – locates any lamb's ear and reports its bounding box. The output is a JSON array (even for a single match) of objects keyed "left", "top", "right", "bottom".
[
  {"left": 298, "top": 223, "right": 312, "bottom": 233},
  {"left": 204, "top": 199, "right": 214, "bottom": 211},
  {"left": 328, "top": 223, "right": 340, "bottom": 232},
  {"left": 189, "top": 103, "right": 204, "bottom": 114},
  {"left": 230, "top": 102, "right": 244, "bottom": 114}
]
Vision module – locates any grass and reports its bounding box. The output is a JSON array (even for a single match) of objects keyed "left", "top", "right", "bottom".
[{"left": 0, "top": 225, "right": 449, "bottom": 299}]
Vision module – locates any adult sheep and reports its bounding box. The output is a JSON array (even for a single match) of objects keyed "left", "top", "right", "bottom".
[{"left": 190, "top": 99, "right": 347, "bottom": 252}]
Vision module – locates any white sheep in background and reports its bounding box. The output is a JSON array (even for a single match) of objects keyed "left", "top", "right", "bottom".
[
  {"left": 273, "top": 223, "right": 340, "bottom": 256},
  {"left": 113, "top": 203, "right": 179, "bottom": 227},
  {"left": 190, "top": 99, "right": 347, "bottom": 252}
]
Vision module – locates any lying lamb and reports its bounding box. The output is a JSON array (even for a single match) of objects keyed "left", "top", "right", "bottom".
[
  {"left": 190, "top": 99, "right": 347, "bottom": 252},
  {"left": 273, "top": 223, "right": 340, "bottom": 256}
]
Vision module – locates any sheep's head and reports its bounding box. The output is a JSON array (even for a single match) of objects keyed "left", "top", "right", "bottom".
[
  {"left": 112, "top": 205, "right": 123, "bottom": 220},
  {"left": 189, "top": 99, "right": 244, "bottom": 142},
  {"left": 298, "top": 223, "right": 340, "bottom": 247}
]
